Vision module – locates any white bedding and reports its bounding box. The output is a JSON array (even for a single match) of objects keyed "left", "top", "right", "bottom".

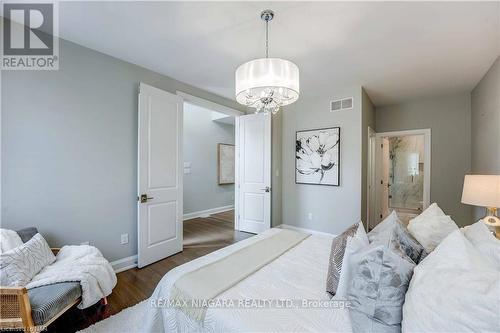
[
  {"left": 145, "top": 228, "right": 352, "bottom": 332},
  {"left": 402, "top": 227, "right": 500, "bottom": 332}
]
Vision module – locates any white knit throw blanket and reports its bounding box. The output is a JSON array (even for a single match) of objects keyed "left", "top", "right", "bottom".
[
  {"left": 171, "top": 229, "right": 310, "bottom": 322},
  {"left": 26, "top": 245, "right": 117, "bottom": 309},
  {"left": 0, "top": 229, "right": 23, "bottom": 253}
]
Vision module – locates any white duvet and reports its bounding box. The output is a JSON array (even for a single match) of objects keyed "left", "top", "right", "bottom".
[{"left": 145, "top": 228, "right": 352, "bottom": 333}]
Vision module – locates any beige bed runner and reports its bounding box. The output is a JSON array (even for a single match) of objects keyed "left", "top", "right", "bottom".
[{"left": 171, "top": 229, "right": 310, "bottom": 321}]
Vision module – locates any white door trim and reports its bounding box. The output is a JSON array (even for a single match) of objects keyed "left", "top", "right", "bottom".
[
  {"left": 235, "top": 116, "right": 241, "bottom": 231},
  {"left": 176, "top": 91, "right": 244, "bottom": 117},
  {"left": 367, "top": 127, "right": 376, "bottom": 230},
  {"left": 373, "top": 128, "right": 432, "bottom": 215}
]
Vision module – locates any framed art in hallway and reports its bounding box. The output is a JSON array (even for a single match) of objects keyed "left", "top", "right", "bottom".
[
  {"left": 296, "top": 127, "right": 340, "bottom": 186},
  {"left": 218, "top": 143, "right": 235, "bottom": 185}
]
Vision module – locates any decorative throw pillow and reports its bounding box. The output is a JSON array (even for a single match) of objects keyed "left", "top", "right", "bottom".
[
  {"left": 407, "top": 203, "right": 458, "bottom": 253},
  {"left": 403, "top": 230, "right": 499, "bottom": 332},
  {"left": 368, "top": 210, "right": 427, "bottom": 264},
  {"left": 334, "top": 223, "right": 369, "bottom": 298},
  {"left": 393, "top": 220, "right": 428, "bottom": 263},
  {"left": 463, "top": 221, "right": 500, "bottom": 267},
  {"left": 15, "top": 227, "right": 39, "bottom": 243},
  {"left": 0, "top": 233, "right": 55, "bottom": 286},
  {"left": 415, "top": 202, "right": 445, "bottom": 218},
  {"left": 345, "top": 240, "right": 416, "bottom": 331},
  {"left": 370, "top": 218, "right": 427, "bottom": 264},
  {"left": 326, "top": 222, "right": 368, "bottom": 296},
  {"left": 367, "top": 210, "right": 399, "bottom": 241}
]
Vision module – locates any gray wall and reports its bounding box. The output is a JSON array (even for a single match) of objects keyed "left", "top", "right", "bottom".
[
  {"left": 376, "top": 93, "right": 472, "bottom": 226},
  {"left": 282, "top": 86, "right": 363, "bottom": 235},
  {"left": 470, "top": 56, "right": 500, "bottom": 220},
  {"left": 361, "top": 88, "right": 376, "bottom": 226},
  {"left": 1, "top": 38, "right": 244, "bottom": 261},
  {"left": 183, "top": 103, "right": 234, "bottom": 215}
]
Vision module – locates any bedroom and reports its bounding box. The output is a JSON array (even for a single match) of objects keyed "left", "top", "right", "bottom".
[{"left": 1, "top": 1, "right": 499, "bottom": 332}]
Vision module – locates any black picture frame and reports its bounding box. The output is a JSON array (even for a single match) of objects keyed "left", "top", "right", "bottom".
[{"left": 295, "top": 126, "right": 341, "bottom": 186}]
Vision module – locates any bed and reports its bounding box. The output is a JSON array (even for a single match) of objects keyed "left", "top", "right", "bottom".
[
  {"left": 142, "top": 221, "right": 499, "bottom": 333},
  {"left": 144, "top": 228, "right": 352, "bottom": 332}
]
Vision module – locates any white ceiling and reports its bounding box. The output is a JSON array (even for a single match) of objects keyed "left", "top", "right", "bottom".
[{"left": 57, "top": 1, "right": 499, "bottom": 106}]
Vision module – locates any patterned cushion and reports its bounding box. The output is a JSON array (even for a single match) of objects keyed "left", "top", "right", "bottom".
[
  {"left": 326, "top": 222, "right": 366, "bottom": 296},
  {"left": 0, "top": 233, "right": 55, "bottom": 286},
  {"left": 371, "top": 219, "right": 427, "bottom": 264},
  {"left": 345, "top": 241, "right": 415, "bottom": 331},
  {"left": 392, "top": 220, "right": 428, "bottom": 263},
  {"left": 350, "top": 310, "right": 401, "bottom": 333},
  {"left": 28, "top": 282, "right": 81, "bottom": 325}
]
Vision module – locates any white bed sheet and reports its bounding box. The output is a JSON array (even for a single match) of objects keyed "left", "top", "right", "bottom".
[{"left": 145, "top": 228, "right": 352, "bottom": 332}]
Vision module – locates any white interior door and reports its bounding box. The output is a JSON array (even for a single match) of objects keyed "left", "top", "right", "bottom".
[
  {"left": 138, "top": 83, "right": 183, "bottom": 268},
  {"left": 235, "top": 113, "right": 271, "bottom": 234}
]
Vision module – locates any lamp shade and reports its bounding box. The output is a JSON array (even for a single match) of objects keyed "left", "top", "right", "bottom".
[
  {"left": 235, "top": 58, "right": 299, "bottom": 107},
  {"left": 461, "top": 175, "right": 500, "bottom": 208}
]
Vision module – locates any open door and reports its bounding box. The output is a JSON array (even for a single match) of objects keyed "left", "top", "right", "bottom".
[
  {"left": 137, "top": 83, "right": 183, "bottom": 268},
  {"left": 235, "top": 113, "right": 271, "bottom": 234}
]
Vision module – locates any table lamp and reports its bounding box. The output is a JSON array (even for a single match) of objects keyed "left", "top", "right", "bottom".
[{"left": 461, "top": 175, "right": 500, "bottom": 239}]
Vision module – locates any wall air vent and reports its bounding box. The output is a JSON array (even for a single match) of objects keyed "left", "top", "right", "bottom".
[{"left": 330, "top": 97, "right": 354, "bottom": 112}]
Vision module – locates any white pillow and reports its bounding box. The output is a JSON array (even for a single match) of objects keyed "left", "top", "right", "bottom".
[
  {"left": 335, "top": 222, "right": 369, "bottom": 298},
  {"left": 0, "top": 228, "right": 23, "bottom": 253},
  {"left": 403, "top": 230, "right": 499, "bottom": 332},
  {"left": 367, "top": 210, "right": 399, "bottom": 242},
  {"left": 407, "top": 203, "right": 458, "bottom": 252},
  {"left": 463, "top": 221, "right": 500, "bottom": 267},
  {"left": 415, "top": 202, "right": 445, "bottom": 218},
  {"left": 0, "top": 233, "right": 56, "bottom": 286}
]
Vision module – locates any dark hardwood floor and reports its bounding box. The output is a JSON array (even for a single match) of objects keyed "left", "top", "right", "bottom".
[
  {"left": 50, "top": 210, "right": 252, "bottom": 332},
  {"left": 106, "top": 209, "right": 252, "bottom": 315}
]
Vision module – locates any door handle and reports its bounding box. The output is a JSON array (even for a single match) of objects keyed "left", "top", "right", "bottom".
[
  {"left": 138, "top": 194, "right": 154, "bottom": 203},
  {"left": 261, "top": 186, "right": 271, "bottom": 193}
]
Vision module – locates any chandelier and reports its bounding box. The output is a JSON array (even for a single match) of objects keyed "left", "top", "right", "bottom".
[{"left": 235, "top": 10, "right": 300, "bottom": 115}]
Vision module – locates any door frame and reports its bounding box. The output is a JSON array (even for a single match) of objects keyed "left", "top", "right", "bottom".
[
  {"left": 177, "top": 91, "right": 244, "bottom": 117},
  {"left": 368, "top": 128, "right": 431, "bottom": 229},
  {"left": 235, "top": 117, "right": 240, "bottom": 231},
  {"left": 367, "top": 127, "right": 376, "bottom": 231},
  {"left": 177, "top": 91, "right": 244, "bottom": 230}
]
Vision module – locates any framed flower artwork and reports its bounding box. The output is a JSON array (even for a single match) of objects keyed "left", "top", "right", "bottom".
[{"left": 295, "top": 127, "right": 340, "bottom": 186}]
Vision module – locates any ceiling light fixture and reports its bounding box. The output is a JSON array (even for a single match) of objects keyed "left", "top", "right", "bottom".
[{"left": 235, "top": 10, "right": 300, "bottom": 115}]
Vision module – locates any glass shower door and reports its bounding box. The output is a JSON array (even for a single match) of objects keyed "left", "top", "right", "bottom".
[{"left": 388, "top": 135, "right": 424, "bottom": 213}]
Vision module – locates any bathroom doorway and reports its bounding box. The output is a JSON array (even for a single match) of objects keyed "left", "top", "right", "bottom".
[{"left": 368, "top": 129, "right": 431, "bottom": 229}]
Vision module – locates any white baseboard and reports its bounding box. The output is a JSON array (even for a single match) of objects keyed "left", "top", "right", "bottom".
[
  {"left": 109, "top": 205, "right": 234, "bottom": 274},
  {"left": 109, "top": 223, "right": 330, "bottom": 274},
  {"left": 276, "top": 224, "right": 337, "bottom": 238},
  {"left": 110, "top": 255, "right": 138, "bottom": 273},
  {"left": 183, "top": 205, "right": 234, "bottom": 221}
]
